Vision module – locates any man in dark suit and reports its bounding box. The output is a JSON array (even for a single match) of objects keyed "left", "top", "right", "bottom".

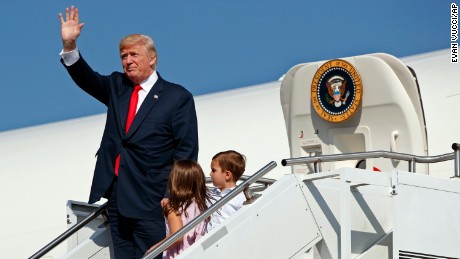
[{"left": 59, "top": 6, "right": 198, "bottom": 258}]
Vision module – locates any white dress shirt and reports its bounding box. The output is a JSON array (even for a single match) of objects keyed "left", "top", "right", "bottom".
[{"left": 207, "top": 187, "right": 246, "bottom": 232}]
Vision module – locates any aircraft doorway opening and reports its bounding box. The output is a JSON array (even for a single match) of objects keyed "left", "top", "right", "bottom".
[{"left": 331, "top": 130, "right": 369, "bottom": 170}]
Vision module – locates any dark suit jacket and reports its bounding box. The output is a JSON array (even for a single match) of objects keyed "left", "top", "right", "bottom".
[{"left": 62, "top": 55, "right": 199, "bottom": 220}]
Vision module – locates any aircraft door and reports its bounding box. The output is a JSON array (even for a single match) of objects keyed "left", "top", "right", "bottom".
[{"left": 280, "top": 54, "right": 428, "bottom": 174}]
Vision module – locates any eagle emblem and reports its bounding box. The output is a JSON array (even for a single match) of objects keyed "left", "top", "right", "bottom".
[
  {"left": 310, "top": 59, "right": 363, "bottom": 123},
  {"left": 326, "top": 75, "right": 350, "bottom": 108}
]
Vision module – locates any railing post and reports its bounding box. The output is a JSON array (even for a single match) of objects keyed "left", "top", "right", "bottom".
[
  {"left": 452, "top": 143, "right": 460, "bottom": 177},
  {"left": 408, "top": 159, "right": 416, "bottom": 173},
  {"left": 243, "top": 185, "right": 261, "bottom": 205},
  {"left": 314, "top": 161, "right": 321, "bottom": 173}
]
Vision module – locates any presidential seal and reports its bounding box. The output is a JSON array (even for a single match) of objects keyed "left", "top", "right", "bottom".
[{"left": 311, "top": 59, "right": 362, "bottom": 123}]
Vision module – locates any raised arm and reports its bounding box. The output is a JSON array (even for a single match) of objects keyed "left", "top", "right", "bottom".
[{"left": 58, "top": 5, "right": 84, "bottom": 52}]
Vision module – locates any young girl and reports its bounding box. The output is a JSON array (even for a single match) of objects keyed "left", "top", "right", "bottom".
[{"left": 146, "top": 160, "right": 211, "bottom": 258}]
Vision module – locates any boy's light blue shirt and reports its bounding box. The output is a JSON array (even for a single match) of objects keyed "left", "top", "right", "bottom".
[{"left": 207, "top": 187, "right": 246, "bottom": 232}]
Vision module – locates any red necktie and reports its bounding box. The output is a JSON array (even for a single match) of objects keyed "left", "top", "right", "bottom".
[{"left": 114, "top": 85, "right": 143, "bottom": 176}]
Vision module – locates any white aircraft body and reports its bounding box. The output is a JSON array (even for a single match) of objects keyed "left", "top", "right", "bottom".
[{"left": 0, "top": 49, "right": 458, "bottom": 258}]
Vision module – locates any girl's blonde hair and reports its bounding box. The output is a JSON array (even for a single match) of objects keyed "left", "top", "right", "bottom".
[{"left": 165, "top": 160, "right": 211, "bottom": 217}]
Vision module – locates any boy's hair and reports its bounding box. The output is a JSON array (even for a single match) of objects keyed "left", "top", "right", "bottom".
[
  {"left": 212, "top": 150, "right": 246, "bottom": 182},
  {"left": 166, "top": 160, "right": 211, "bottom": 217}
]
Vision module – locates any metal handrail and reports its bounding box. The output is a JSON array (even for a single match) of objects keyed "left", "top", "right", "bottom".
[
  {"left": 207, "top": 175, "right": 276, "bottom": 194},
  {"left": 281, "top": 148, "right": 457, "bottom": 175},
  {"left": 206, "top": 176, "right": 276, "bottom": 186},
  {"left": 29, "top": 202, "right": 108, "bottom": 259},
  {"left": 29, "top": 168, "right": 277, "bottom": 259},
  {"left": 29, "top": 162, "right": 276, "bottom": 259},
  {"left": 239, "top": 175, "right": 276, "bottom": 185},
  {"left": 143, "top": 161, "right": 277, "bottom": 259}
]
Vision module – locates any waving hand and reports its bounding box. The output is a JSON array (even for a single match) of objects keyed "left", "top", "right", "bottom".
[{"left": 58, "top": 6, "right": 84, "bottom": 52}]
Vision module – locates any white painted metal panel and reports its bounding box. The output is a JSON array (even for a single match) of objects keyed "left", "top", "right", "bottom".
[
  {"left": 394, "top": 171, "right": 460, "bottom": 258},
  {"left": 299, "top": 169, "right": 393, "bottom": 259},
  {"left": 179, "top": 174, "right": 322, "bottom": 258}
]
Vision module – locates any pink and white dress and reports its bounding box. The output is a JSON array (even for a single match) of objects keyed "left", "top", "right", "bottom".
[{"left": 163, "top": 201, "right": 207, "bottom": 259}]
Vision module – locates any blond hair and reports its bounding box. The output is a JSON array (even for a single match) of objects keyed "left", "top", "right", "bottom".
[{"left": 119, "top": 34, "right": 157, "bottom": 68}]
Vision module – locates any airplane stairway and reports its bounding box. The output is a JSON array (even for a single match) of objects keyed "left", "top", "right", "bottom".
[
  {"left": 176, "top": 168, "right": 394, "bottom": 259},
  {"left": 176, "top": 149, "right": 460, "bottom": 259},
  {"left": 29, "top": 162, "right": 278, "bottom": 259},
  {"left": 30, "top": 148, "right": 460, "bottom": 259},
  {"left": 62, "top": 201, "right": 112, "bottom": 258}
]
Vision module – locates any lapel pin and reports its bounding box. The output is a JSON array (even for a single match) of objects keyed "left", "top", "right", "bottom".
[{"left": 154, "top": 95, "right": 159, "bottom": 99}]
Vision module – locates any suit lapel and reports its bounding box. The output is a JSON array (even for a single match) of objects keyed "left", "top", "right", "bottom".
[
  {"left": 118, "top": 85, "right": 133, "bottom": 134},
  {"left": 126, "top": 77, "right": 165, "bottom": 137}
]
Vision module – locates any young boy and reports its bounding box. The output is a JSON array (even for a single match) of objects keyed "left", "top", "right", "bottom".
[{"left": 207, "top": 150, "right": 247, "bottom": 232}]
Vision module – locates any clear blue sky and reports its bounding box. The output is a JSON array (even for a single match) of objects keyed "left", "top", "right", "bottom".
[{"left": 0, "top": 1, "right": 452, "bottom": 132}]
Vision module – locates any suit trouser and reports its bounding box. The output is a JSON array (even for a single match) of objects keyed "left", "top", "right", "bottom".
[{"left": 107, "top": 178, "right": 165, "bottom": 259}]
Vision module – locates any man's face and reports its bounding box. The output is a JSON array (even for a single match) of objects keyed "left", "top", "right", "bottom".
[
  {"left": 210, "top": 159, "right": 228, "bottom": 191},
  {"left": 120, "top": 43, "right": 156, "bottom": 84}
]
